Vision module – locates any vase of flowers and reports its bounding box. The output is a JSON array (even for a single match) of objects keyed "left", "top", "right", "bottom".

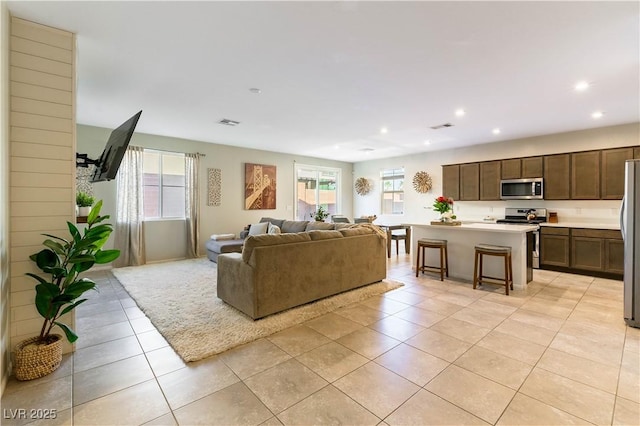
[{"left": 433, "top": 196, "right": 456, "bottom": 222}]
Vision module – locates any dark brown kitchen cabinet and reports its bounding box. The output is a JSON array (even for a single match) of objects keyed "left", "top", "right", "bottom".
[
  {"left": 501, "top": 159, "right": 521, "bottom": 179},
  {"left": 500, "top": 157, "right": 543, "bottom": 180},
  {"left": 571, "top": 236, "right": 605, "bottom": 271},
  {"left": 571, "top": 151, "right": 601, "bottom": 199},
  {"left": 522, "top": 157, "right": 543, "bottom": 178},
  {"left": 601, "top": 147, "right": 634, "bottom": 199},
  {"left": 540, "top": 227, "right": 570, "bottom": 267},
  {"left": 480, "top": 161, "right": 501, "bottom": 200},
  {"left": 605, "top": 239, "right": 624, "bottom": 274},
  {"left": 571, "top": 228, "right": 623, "bottom": 274},
  {"left": 442, "top": 165, "right": 460, "bottom": 200},
  {"left": 544, "top": 154, "right": 570, "bottom": 199},
  {"left": 459, "top": 163, "right": 479, "bottom": 201}
]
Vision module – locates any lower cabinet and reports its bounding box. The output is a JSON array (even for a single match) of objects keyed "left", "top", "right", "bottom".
[
  {"left": 541, "top": 226, "right": 623, "bottom": 277},
  {"left": 540, "top": 228, "right": 570, "bottom": 267},
  {"left": 571, "top": 236, "right": 605, "bottom": 271},
  {"left": 605, "top": 239, "right": 625, "bottom": 274}
]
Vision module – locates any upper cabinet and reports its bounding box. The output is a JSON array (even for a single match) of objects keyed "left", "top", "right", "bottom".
[
  {"left": 501, "top": 159, "right": 521, "bottom": 179},
  {"left": 480, "top": 161, "right": 501, "bottom": 200},
  {"left": 501, "top": 157, "right": 543, "bottom": 180},
  {"left": 544, "top": 154, "right": 571, "bottom": 200},
  {"left": 571, "top": 151, "right": 601, "bottom": 199},
  {"left": 521, "top": 157, "right": 543, "bottom": 178},
  {"left": 459, "top": 163, "right": 479, "bottom": 201},
  {"left": 601, "top": 147, "right": 634, "bottom": 199},
  {"left": 442, "top": 165, "right": 460, "bottom": 200},
  {"left": 443, "top": 145, "right": 638, "bottom": 201}
]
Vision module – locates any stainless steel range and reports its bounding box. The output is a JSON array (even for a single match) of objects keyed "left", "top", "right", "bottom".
[{"left": 497, "top": 208, "right": 547, "bottom": 268}]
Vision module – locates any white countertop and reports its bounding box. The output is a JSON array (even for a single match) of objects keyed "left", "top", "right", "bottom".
[
  {"left": 540, "top": 222, "right": 620, "bottom": 230},
  {"left": 406, "top": 222, "right": 538, "bottom": 233}
]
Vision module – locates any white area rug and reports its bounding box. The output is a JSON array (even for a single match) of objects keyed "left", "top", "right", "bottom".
[{"left": 112, "top": 257, "right": 403, "bottom": 362}]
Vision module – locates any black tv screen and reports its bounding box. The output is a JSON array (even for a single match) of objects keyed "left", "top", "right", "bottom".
[{"left": 91, "top": 110, "right": 142, "bottom": 182}]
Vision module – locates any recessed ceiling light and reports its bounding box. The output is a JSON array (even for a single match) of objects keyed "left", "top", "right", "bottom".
[
  {"left": 249, "top": 88, "right": 261, "bottom": 94},
  {"left": 424, "top": 140, "right": 431, "bottom": 145},
  {"left": 492, "top": 128, "right": 501, "bottom": 135},
  {"left": 380, "top": 127, "right": 388, "bottom": 134},
  {"left": 455, "top": 109, "right": 465, "bottom": 117},
  {"left": 574, "top": 81, "right": 589, "bottom": 91},
  {"left": 592, "top": 111, "right": 604, "bottom": 119}
]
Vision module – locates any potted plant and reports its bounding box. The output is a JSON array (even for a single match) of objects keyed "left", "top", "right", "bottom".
[
  {"left": 14, "top": 200, "right": 120, "bottom": 380},
  {"left": 310, "top": 205, "right": 330, "bottom": 222},
  {"left": 433, "top": 196, "right": 456, "bottom": 222},
  {"left": 76, "top": 192, "right": 95, "bottom": 217}
]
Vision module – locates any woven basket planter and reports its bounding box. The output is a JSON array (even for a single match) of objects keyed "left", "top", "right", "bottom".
[{"left": 14, "top": 334, "right": 62, "bottom": 381}]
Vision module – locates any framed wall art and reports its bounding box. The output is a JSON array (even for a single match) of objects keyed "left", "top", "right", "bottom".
[
  {"left": 245, "top": 163, "right": 276, "bottom": 210},
  {"left": 207, "top": 168, "right": 222, "bottom": 206}
]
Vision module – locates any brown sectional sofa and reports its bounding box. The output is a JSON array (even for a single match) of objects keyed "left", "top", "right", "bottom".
[{"left": 217, "top": 224, "right": 387, "bottom": 319}]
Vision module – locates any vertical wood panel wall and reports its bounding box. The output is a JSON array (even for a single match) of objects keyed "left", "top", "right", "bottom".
[{"left": 9, "top": 17, "right": 75, "bottom": 354}]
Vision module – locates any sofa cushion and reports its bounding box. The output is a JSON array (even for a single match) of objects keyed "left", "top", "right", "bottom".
[
  {"left": 259, "top": 217, "right": 285, "bottom": 228},
  {"left": 242, "top": 232, "right": 312, "bottom": 262},
  {"left": 248, "top": 222, "right": 269, "bottom": 236},
  {"left": 339, "top": 227, "right": 374, "bottom": 237},
  {"left": 268, "top": 223, "right": 281, "bottom": 234},
  {"left": 305, "top": 222, "right": 335, "bottom": 231},
  {"left": 308, "top": 230, "right": 344, "bottom": 241},
  {"left": 334, "top": 223, "right": 354, "bottom": 231},
  {"left": 210, "top": 233, "right": 236, "bottom": 240},
  {"left": 281, "top": 220, "right": 309, "bottom": 233}
]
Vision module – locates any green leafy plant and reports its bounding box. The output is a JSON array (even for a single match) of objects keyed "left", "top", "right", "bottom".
[
  {"left": 310, "top": 205, "right": 330, "bottom": 221},
  {"left": 26, "top": 200, "right": 120, "bottom": 344},
  {"left": 432, "top": 196, "right": 454, "bottom": 214},
  {"left": 75, "top": 192, "right": 95, "bottom": 207}
]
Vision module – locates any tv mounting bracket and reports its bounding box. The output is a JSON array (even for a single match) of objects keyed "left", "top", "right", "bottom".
[{"left": 76, "top": 153, "right": 101, "bottom": 168}]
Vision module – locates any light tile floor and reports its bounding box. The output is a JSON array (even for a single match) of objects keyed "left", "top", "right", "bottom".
[{"left": 3, "top": 255, "right": 639, "bottom": 425}]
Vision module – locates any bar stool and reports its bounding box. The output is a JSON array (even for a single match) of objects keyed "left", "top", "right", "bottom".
[
  {"left": 415, "top": 239, "right": 448, "bottom": 281},
  {"left": 473, "top": 244, "right": 513, "bottom": 295}
]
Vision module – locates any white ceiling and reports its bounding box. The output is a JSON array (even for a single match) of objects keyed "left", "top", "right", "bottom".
[{"left": 7, "top": 1, "right": 640, "bottom": 163}]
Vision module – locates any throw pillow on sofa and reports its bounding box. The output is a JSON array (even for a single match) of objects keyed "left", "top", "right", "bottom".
[
  {"left": 248, "top": 222, "right": 269, "bottom": 236},
  {"left": 268, "top": 223, "right": 281, "bottom": 234}
]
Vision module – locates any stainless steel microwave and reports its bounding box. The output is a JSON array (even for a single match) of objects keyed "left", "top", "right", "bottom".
[{"left": 500, "top": 178, "right": 544, "bottom": 200}]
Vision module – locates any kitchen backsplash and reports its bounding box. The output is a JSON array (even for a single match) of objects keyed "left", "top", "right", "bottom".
[{"left": 453, "top": 199, "right": 622, "bottom": 225}]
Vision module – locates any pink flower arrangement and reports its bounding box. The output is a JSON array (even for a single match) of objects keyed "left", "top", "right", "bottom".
[{"left": 433, "top": 196, "right": 454, "bottom": 214}]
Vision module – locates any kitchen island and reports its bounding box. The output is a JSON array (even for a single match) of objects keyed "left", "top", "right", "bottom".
[{"left": 407, "top": 222, "right": 538, "bottom": 290}]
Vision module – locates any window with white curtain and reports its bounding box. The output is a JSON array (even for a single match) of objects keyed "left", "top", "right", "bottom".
[
  {"left": 142, "top": 150, "right": 186, "bottom": 219},
  {"left": 381, "top": 167, "right": 404, "bottom": 215},
  {"left": 295, "top": 165, "right": 341, "bottom": 221}
]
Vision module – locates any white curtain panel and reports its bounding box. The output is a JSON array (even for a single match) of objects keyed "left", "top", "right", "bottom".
[
  {"left": 114, "top": 145, "right": 146, "bottom": 267},
  {"left": 185, "top": 153, "right": 200, "bottom": 258}
]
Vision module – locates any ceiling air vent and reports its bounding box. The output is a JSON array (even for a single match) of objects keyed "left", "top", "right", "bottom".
[
  {"left": 430, "top": 123, "right": 454, "bottom": 130},
  {"left": 218, "top": 118, "right": 240, "bottom": 126}
]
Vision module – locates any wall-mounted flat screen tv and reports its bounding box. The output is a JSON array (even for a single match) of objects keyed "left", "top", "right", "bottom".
[{"left": 91, "top": 110, "right": 142, "bottom": 182}]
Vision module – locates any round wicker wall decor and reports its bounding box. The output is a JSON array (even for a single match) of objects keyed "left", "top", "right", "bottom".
[
  {"left": 354, "top": 177, "right": 372, "bottom": 196},
  {"left": 412, "top": 171, "right": 433, "bottom": 193}
]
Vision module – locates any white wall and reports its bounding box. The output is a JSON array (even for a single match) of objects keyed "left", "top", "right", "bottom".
[
  {"left": 77, "top": 124, "right": 354, "bottom": 263},
  {"left": 1, "top": 0, "right": 11, "bottom": 398},
  {"left": 8, "top": 17, "right": 76, "bottom": 361},
  {"left": 354, "top": 123, "right": 639, "bottom": 226}
]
